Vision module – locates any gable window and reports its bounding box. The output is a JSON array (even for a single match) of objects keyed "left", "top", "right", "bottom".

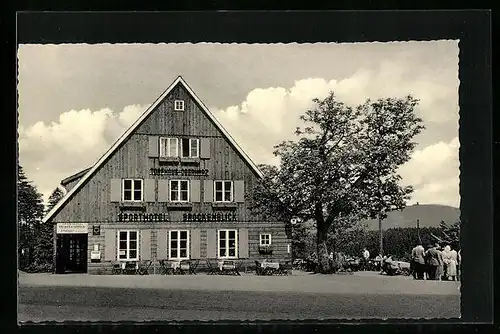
[
  {"left": 118, "top": 230, "right": 139, "bottom": 260},
  {"left": 122, "top": 179, "right": 143, "bottom": 202},
  {"left": 214, "top": 181, "right": 233, "bottom": 202},
  {"left": 169, "top": 230, "right": 189, "bottom": 259},
  {"left": 181, "top": 138, "right": 199, "bottom": 158},
  {"left": 174, "top": 100, "right": 185, "bottom": 111},
  {"left": 170, "top": 180, "right": 189, "bottom": 202},
  {"left": 218, "top": 229, "right": 237, "bottom": 259},
  {"left": 160, "top": 137, "right": 179, "bottom": 158},
  {"left": 260, "top": 233, "right": 272, "bottom": 246}
]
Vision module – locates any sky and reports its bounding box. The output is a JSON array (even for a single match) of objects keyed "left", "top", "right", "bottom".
[{"left": 17, "top": 41, "right": 460, "bottom": 208}]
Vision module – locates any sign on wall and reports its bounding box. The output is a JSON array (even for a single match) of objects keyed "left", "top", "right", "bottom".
[
  {"left": 117, "top": 213, "right": 169, "bottom": 222},
  {"left": 182, "top": 212, "right": 238, "bottom": 222},
  {"left": 150, "top": 168, "right": 209, "bottom": 177},
  {"left": 56, "top": 223, "right": 89, "bottom": 234}
]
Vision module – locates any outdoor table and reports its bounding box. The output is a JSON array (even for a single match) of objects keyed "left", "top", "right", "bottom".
[
  {"left": 124, "top": 261, "right": 138, "bottom": 275},
  {"left": 261, "top": 261, "right": 280, "bottom": 275},
  {"left": 159, "top": 260, "right": 180, "bottom": 275},
  {"left": 218, "top": 260, "right": 240, "bottom": 276}
]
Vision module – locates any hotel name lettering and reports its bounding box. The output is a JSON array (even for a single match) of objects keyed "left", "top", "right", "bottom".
[
  {"left": 118, "top": 213, "right": 169, "bottom": 222},
  {"left": 183, "top": 212, "right": 238, "bottom": 222},
  {"left": 150, "top": 168, "right": 209, "bottom": 177}
]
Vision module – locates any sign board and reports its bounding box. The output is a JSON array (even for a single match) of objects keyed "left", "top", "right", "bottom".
[
  {"left": 150, "top": 168, "right": 209, "bottom": 177},
  {"left": 90, "top": 250, "right": 101, "bottom": 260},
  {"left": 182, "top": 212, "right": 238, "bottom": 222},
  {"left": 118, "top": 213, "right": 169, "bottom": 222},
  {"left": 56, "top": 223, "right": 88, "bottom": 234}
]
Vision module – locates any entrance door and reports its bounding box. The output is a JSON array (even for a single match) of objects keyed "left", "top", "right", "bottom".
[{"left": 57, "top": 234, "right": 88, "bottom": 273}]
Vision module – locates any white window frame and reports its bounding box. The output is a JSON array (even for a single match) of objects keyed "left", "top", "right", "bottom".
[
  {"left": 122, "top": 179, "right": 143, "bottom": 202},
  {"left": 117, "top": 230, "right": 139, "bottom": 261},
  {"left": 214, "top": 180, "right": 233, "bottom": 203},
  {"left": 218, "top": 229, "right": 238, "bottom": 259},
  {"left": 174, "top": 100, "right": 185, "bottom": 111},
  {"left": 180, "top": 137, "right": 200, "bottom": 158},
  {"left": 159, "top": 137, "right": 179, "bottom": 158},
  {"left": 259, "top": 233, "right": 272, "bottom": 246},
  {"left": 168, "top": 230, "right": 190, "bottom": 260},
  {"left": 169, "top": 180, "right": 190, "bottom": 202}
]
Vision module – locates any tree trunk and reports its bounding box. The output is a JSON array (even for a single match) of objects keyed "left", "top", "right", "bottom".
[
  {"left": 378, "top": 214, "right": 384, "bottom": 256},
  {"left": 316, "top": 223, "right": 330, "bottom": 273}
]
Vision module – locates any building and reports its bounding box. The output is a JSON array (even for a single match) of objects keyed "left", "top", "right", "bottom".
[{"left": 43, "top": 76, "right": 291, "bottom": 274}]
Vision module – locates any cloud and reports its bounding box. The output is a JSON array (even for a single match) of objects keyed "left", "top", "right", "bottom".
[
  {"left": 18, "top": 104, "right": 148, "bottom": 203},
  {"left": 19, "top": 62, "right": 459, "bottom": 208}
]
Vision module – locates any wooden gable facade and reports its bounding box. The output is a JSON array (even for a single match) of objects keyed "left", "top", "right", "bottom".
[{"left": 46, "top": 76, "right": 290, "bottom": 274}]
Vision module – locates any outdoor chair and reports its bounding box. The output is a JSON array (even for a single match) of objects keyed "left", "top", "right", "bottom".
[
  {"left": 221, "top": 260, "right": 236, "bottom": 275},
  {"left": 138, "top": 261, "right": 152, "bottom": 275},
  {"left": 206, "top": 259, "right": 220, "bottom": 275},
  {"left": 124, "top": 261, "right": 138, "bottom": 275},
  {"left": 255, "top": 260, "right": 264, "bottom": 275},
  {"left": 189, "top": 259, "right": 200, "bottom": 275},
  {"left": 277, "top": 261, "right": 291, "bottom": 276},
  {"left": 112, "top": 262, "right": 122, "bottom": 275}
]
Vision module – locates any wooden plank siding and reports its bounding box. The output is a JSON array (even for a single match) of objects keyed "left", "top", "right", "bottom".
[
  {"left": 86, "top": 221, "right": 291, "bottom": 274},
  {"left": 52, "top": 82, "right": 264, "bottom": 223}
]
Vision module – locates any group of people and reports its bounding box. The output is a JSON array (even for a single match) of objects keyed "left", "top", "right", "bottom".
[{"left": 411, "top": 243, "right": 460, "bottom": 281}]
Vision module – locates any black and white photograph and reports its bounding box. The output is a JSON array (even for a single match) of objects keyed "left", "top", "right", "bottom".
[{"left": 17, "top": 40, "right": 464, "bottom": 322}]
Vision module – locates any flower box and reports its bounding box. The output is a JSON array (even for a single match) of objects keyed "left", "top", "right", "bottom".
[{"left": 258, "top": 245, "right": 273, "bottom": 255}]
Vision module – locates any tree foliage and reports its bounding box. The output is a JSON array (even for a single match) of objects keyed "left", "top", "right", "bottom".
[
  {"left": 431, "top": 220, "right": 460, "bottom": 250},
  {"left": 253, "top": 92, "right": 424, "bottom": 273},
  {"left": 18, "top": 165, "right": 45, "bottom": 271},
  {"left": 47, "top": 187, "right": 65, "bottom": 212}
]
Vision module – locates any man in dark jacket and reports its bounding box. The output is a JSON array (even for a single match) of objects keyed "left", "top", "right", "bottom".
[{"left": 425, "top": 244, "right": 441, "bottom": 280}]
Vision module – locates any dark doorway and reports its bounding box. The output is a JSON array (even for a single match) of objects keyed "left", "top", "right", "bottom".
[{"left": 56, "top": 234, "right": 88, "bottom": 273}]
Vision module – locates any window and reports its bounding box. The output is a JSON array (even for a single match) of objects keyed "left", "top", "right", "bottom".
[
  {"left": 169, "top": 230, "right": 189, "bottom": 259},
  {"left": 260, "top": 233, "right": 272, "bottom": 246},
  {"left": 174, "top": 100, "right": 185, "bottom": 111},
  {"left": 214, "top": 181, "right": 233, "bottom": 202},
  {"left": 181, "top": 138, "right": 199, "bottom": 158},
  {"left": 170, "top": 180, "right": 189, "bottom": 202},
  {"left": 218, "top": 230, "right": 237, "bottom": 258},
  {"left": 160, "top": 137, "right": 179, "bottom": 158},
  {"left": 122, "top": 179, "right": 143, "bottom": 202},
  {"left": 118, "top": 230, "right": 139, "bottom": 260}
]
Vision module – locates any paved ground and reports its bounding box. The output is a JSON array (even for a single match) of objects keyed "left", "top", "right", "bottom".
[{"left": 18, "top": 271, "right": 461, "bottom": 322}]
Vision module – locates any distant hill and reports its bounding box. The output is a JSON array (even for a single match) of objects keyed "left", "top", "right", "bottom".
[{"left": 361, "top": 204, "right": 460, "bottom": 231}]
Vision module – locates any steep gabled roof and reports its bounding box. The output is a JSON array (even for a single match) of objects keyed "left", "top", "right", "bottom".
[
  {"left": 60, "top": 167, "right": 92, "bottom": 186},
  {"left": 43, "top": 76, "right": 263, "bottom": 223}
]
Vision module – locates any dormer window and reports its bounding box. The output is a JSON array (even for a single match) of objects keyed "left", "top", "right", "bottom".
[{"left": 174, "top": 100, "right": 185, "bottom": 111}]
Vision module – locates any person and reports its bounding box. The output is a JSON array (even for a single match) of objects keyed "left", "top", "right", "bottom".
[
  {"left": 411, "top": 243, "right": 426, "bottom": 280},
  {"left": 425, "top": 244, "right": 441, "bottom": 280},
  {"left": 362, "top": 248, "right": 370, "bottom": 271},
  {"left": 375, "top": 253, "right": 383, "bottom": 271},
  {"left": 436, "top": 245, "right": 445, "bottom": 280},
  {"left": 382, "top": 254, "right": 399, "bottom": 276},
  {"left": 442, "top": 245, "right": 458, "bottom": 281},
  {"left": 457, "top": 249, "right": 461, "bottom": 281}
]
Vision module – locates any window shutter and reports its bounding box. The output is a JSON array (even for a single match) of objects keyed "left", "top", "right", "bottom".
[
  {"left": 234, "top": 180, "right": 245, "bottom": 203},
  {"left": 158, "top": 179, "right": 169, "bottom": 202},
  {"left": 206, "top": 229, "right": 217, "bottom": 259},
  {"left": 141, "top": 230, "right": 152, "bottom": 260},
  {"left": 239, "top": 228, "right": 249, "bottom": 259},
  {"left": 144, "top": 179, "right": 156, "bottom": 202},
  {"left": 203, "top": 180, "right": 213, "bottom": 203},
  {"left": 104, "top": 229, "right": 116, "bottom": 261},
  {"left": 190, "top": 180, "right": 201, "bottom": 203},
  {"left": 200, "top": 138, "right": 211, "bottom": 159},
  {"left": 110, "top": 179, "right": 121, "bottom": 202},
  {"left": 190, "top": 229, "right": 201, "bottom": 259},
  {"left": 148, "top": 136, "right": 159, "bottom": 157},
  {"left": 157, "top": 229, "right": 168, "bottom": 260}
]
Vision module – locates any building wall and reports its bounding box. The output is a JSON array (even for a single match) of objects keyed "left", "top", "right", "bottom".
[
  {"left": 50, "top": 81, "right": 291, "bottom": 274},
  {"left": 52, "top": 83, "right": 266, "bottom": 224},
  {"left": 86, "top": 221, "right": 290, "bottom": 275}
]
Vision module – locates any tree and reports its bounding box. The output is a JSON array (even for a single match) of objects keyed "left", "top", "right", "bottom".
[
  {"left": 18, "top": 165, "right": 45, "bottom": 271},
  {"left": 431, "top": 220, "right": 460, "bottom": 250},
  {"left": 47, "top": 187, "right": 65, "bottom": 211},
  {"left": 253, "top": 92, "right": 424, "bottom": 273}
]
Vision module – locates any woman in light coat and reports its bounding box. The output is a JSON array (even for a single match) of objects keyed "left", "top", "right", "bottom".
[{"left": 442, "top": 245, "right": 458, "bottom": 281}]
